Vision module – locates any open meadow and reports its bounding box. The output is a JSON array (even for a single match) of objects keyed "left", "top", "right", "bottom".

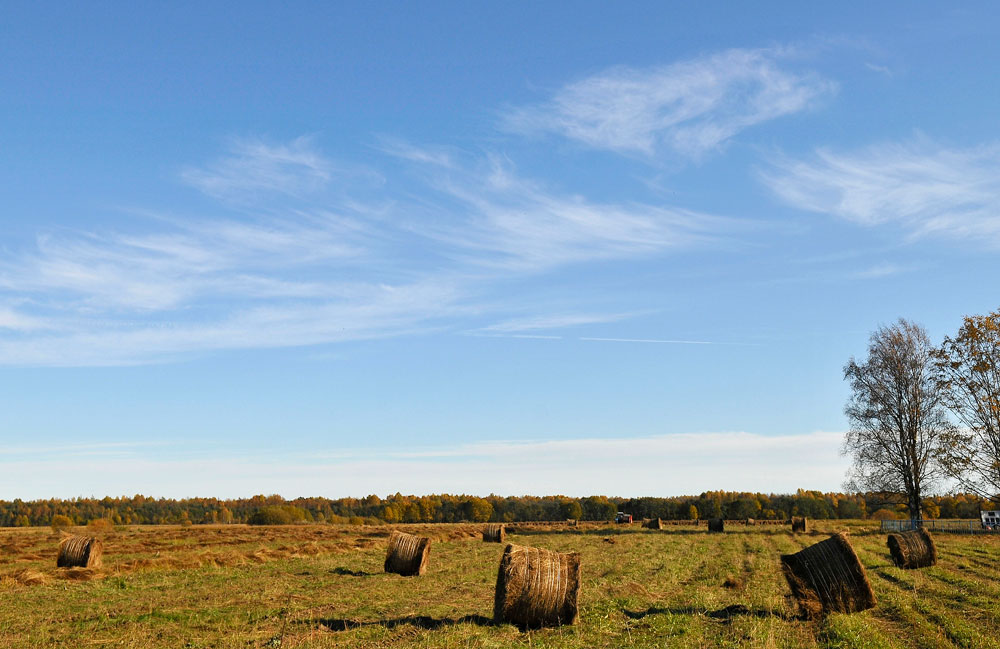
[{"left": 2, "top": 520, "right": 1000, "bottom": 648}]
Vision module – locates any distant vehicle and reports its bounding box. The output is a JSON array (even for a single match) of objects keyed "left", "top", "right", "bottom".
[
  {"left": 981, "top": 510, "right": 1000, "bottom": 530},
  {"left": 615, "top": 512, "right": 632, "bottom": 524}
]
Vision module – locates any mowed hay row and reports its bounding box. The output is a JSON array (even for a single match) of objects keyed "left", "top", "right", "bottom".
[
  {"left": 642, "top": 518, "right": 663, "bottom": 530},
  {"left": 791, "top": 516, "right": 807, "bottom": 533},
  {"left": 4, "top": 568, "right": 47, "bottom": 586},
  {"left": 483, "top": 523, "right": 506, "bottom": 543},
  {"left": 780, "top": 532, "right": 876, "bottom": 619},
  {"left": 57, "top": 535, "right": 103, "bottom": 568},
  {"left": 494, "top": 543, "right": 581, "bottom": 629},
  {"left": 887, "top": 528, "right": 937, "bottom": 569},
  {"left": 708, "top": 518, "right": 724, "bottom": 533},
  {"left": 384, "top": 531, "right": 431, "bottom": 576}
]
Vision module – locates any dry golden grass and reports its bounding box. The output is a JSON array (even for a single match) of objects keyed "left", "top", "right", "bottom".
[{"left": 1, "top": 520, "right": 999, "bottom": 648}]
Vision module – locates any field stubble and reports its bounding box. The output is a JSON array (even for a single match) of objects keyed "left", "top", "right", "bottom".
[{"left": 1, "top": 520, "right": 999, "bottom": 648}]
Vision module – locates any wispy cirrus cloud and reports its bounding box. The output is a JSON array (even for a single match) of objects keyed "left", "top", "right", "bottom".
[
  {"left": 848, "top": 262, "right": 910, "bottom": 280},
  {"left": 0, "top": 306, "right": 51, "bottom": 331},
  {"left": 579, "top": 336, "right": 718, "bottom": 345},
  {"left": 504, "top": 48, "right": 836, "bottom": 157},
  {"left": 0, "top": 137, "right": 472, "bottom": 365},
  {"left": 0, "top": 129, "right": 737, "bottom": 366},
  {"left": 395, "top": 150, "right": 727, "bottom": 270},
  {"left": 181, "top": 136, "right": 335, "bottom": 201},
  {"left": 864, "top": 62, "right": 892, "bottom": 76},
  {"left": 761, "top": 138, "right": 1000, "bottom": 244},
  {"left": 479, "top": 312, "right": 637, "bottom": 333},
  {"left": 0, "top": 279, "right": 467, "bottom": 366},
  {"left": 0, "top": 216, "right": 366, "bottom": 312}
]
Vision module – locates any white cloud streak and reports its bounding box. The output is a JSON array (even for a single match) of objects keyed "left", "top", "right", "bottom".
[
  {"left": 1, "top": 112, "right": 739, "bottom": 365},
  {"left": 762, "top": 138, "right": 1000, "bottom": 244},
  {"left": 398, "top": 152, "right": 726, "bottom": 271},
  {"left": 849, "top": 262, "right": 909, "bottom": 280},
  {"left": 0, "top": 217, "right": 364, "bottom": 312},
  {"left": 479, "top": 312, "right": 636, "bottom": 333},
  {"left": 0, "top": 306, "right": 50, "bottom": 331},
  {"left": 0, "top": 431, "right": 849, "bottom": 499},
  {"left": 0, "top": 280, "right": 466, "bottom": 366},
  {"left": 505, "top": 48, "right": 835, "bottom": 156},
  {"left": 579, "top": 337, "right": 716, "bottom": 345},
  {"left": 180, "top": 136, "right": 335, "bottom": 201}
]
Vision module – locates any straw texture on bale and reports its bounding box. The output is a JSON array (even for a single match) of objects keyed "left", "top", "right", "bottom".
[
  {"left": 887, "top": 528, "right": 937, "bottom": 569},
  {"left": 745, "top": 518, "right": 756, "bottom": 526},
  {"left": 494, "top": 543, "right": 581, "bottom": 629},
  {"left": 57, "top": 535, "right": 103, "bottom": 568},
  {"left": 708, "top": 518, "right": 724, "bottom": 533},
  {"left": 780, "top": 532, "right": 876, "bottom": 619},
  {"left": 792, "top": 516, "right": 807, "bottom": 533},
  {"left": 643, "top": 518, "right": 663, "bottom": 530},
  {"left": 483, "top": 523, "right": 506, "bottom": 543},
  {"left": 383, "top": 531, "right": 431, "bottom": 576}
]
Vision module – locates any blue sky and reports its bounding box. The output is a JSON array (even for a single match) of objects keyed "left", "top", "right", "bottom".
[{"left": 2, "top": 3, "right": 999, "bottom": 499}]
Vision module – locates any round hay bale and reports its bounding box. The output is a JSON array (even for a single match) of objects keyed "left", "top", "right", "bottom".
[
  {"left": 494, "top": 543, "right": 581, "bottom": 629},
  {"left": 383, "top": 531, "right": 431, "bottom": 576},
  {"left": 643, "top": 518, "right": 663, "bottom": 530},
  {"left": 780, "top": 532, "right": 876, "bottom": 619},
  {"left": 57, "top": 535, "right": 103, "bottom": 568},
  {"left": 791, "top": 516, "right": 807, "bottom": 533},
  {"left": 708, "top": 518, "right": 724, "bottom": 533},
  {"left": 887, "top": 528, "right": 937, "bottom": 569},
  {"left": 745, "top": 518, "right": 755, "bottom": 526},
  {"left": 483, "top": 523, "right": 506, "bottom": 543}
]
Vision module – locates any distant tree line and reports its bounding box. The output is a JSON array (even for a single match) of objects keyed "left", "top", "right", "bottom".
[{"left": 0, "top": 490, "right": 993, "bottom": 528}]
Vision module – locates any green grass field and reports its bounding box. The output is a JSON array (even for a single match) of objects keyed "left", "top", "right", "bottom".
[{"left": 2, "top": 520, "right": 999, "bottom": 648}]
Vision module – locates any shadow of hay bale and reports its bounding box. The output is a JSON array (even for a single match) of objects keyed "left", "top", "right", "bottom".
[
  {"left": 624, "top": 604, "right": 783, "bottom": 623},
  {"left": 329, "top": 567, "right": 375, "bottom": 577},
  {"left": 312, "top": 614, "right": 493, "bottom": 631},
  {"left": 57, "top": 567, "right": 104, "bottom": 581}
]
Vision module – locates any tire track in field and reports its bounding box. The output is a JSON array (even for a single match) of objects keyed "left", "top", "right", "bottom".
[
  {"left": 911, "top": 596, "right": 995, "bottom": 649},
  {"left": 877, "top": 573, "right": 996, "bottom": 648},
  {"left": 937, "top": 550, "right": 1000, "bottom": 581},
  {"left": 862, "top": 548, "right": 998, "bottom": 649},
  {"left": 848, "top": 541, "right": 966, "bottom": 649},
  {"left": 923, "top": 569, "right": 1000, "bottom": 605},
  {"left": 736, "top": 532, "right": 821, "bottom": 649}
]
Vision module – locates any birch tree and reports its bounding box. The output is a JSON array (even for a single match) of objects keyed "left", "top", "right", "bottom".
[{"left": 843, "top": 319, "right": 953, "bottom": 519}]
